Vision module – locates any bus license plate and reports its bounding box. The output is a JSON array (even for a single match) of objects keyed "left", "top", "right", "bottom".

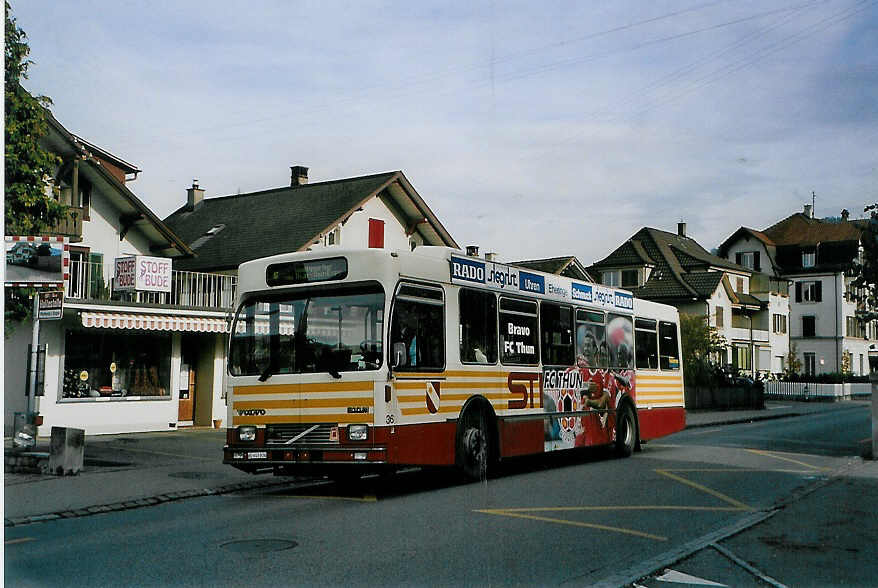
[{"left": 247, "top": 451, "right": 268, "bottom": 459}]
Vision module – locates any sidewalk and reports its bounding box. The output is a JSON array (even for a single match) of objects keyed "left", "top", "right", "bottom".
[{"left": 4, "top": 400, "right": 871, "bottom": 527}]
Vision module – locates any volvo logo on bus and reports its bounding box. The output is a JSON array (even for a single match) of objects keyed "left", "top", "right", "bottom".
[
  {"left": 237, "top": 409, "right": 266, "bottom": 416},
  {"left": 451, "top": 256, "right": 486, "bottom": 283}
]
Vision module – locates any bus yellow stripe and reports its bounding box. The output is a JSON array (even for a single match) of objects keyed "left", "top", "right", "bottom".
[{"left": 233, "top": 398, "right": 374, "bottom": 410}]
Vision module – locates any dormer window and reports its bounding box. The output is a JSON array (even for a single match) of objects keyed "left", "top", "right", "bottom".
[
  {"left": 802, "top": 250, "right": 816, "bottom": 268},
  {"left": 621, "top": 269, "right": 639, "bottom": 288},
  {"left": 735, "top": 251, "right": 759, "bottom": 270}
]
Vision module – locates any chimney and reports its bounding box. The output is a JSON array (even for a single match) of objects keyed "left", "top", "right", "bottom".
[
  {"left": 841, "top": 208, "right": 850, "bottom": 221},
  {"left": 485, "top": 252, "right": 498, "bottom": 262},
  {"left": 186, "top": 180, "right": 204, "bottom": 211},
  {"left": 803, "top": 204, "right": 813, "bottom": 218},
  {"left": 677, "top": 222, "right": 686, "bottom": 237},
  {"left": 466, "top": 245, "right": 480, "bottom": 257},
  {"left": 291, "top": 165, "right": 309, "bottom": 186}
]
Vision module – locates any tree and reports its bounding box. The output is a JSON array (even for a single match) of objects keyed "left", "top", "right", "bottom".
[
  {"left": 680, "top": 312, "right": 727, "bottom": 386},
  {"left": 784, "top": 341, "right": 802, "bottom": 378},
  {"left": 4, "top": 1, "right": 64, "bottom": 235},
  {"left": 4, "top": 2, "right": 64, "bottom": 334},
  {"left": 851, "top": 204, "right": 878, "bottom": 318}
]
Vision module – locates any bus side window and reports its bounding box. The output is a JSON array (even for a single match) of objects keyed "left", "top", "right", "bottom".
[
  {"left": 459, "top": 289, "right": 497, "bottom": 364},
  {"left": 575, "top": 309, "right": 607, "bottom": 369},
  {"left": 390, "top": 284, "right": 445, "bottom": 371},
  {"left": 540, "top": 302, "right": 573, "bottom": 366},
  {"left": 635, "top": 317, "right": 658, "bottom": 370},
  {"left": 659, "top": 320, "right": 680, "bottom": 370},
  {"left": 499, "top": 298, "right": 539, "bottom": 366},
  {"left": 607, "top": 314, "right": 634, "bottom": 369}
]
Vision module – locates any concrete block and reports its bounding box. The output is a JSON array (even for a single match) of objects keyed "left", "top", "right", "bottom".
[{"left": 46, "top": 426, "right": 85, "bottom": 476}]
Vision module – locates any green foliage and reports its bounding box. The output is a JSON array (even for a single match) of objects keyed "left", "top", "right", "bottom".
[
  {"left": 784, "top": 341, "right": 802, "bottom": 377},
  {"left": 4, "top": 1, "right": 64, "bottom": 236},
  {"left": 851, "top": 203, "right": 878, "bottom": 320},
  {"left": 4, "top": 2, "right": 64, "bottom": 335},
  {"left": 680, "top": 312, "right": 727, "bottom": 386}
]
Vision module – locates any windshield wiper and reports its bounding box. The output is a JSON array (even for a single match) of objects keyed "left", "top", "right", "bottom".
[{"left": 327, "top": 368, "right": 342, "bottom": 379}]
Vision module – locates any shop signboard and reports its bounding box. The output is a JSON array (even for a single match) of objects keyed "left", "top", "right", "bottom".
[
  {"left": 4, "top": 236, "right": 68, "bottom": 287},
  {"left": 37, "top": 290, "right": 64, "bottom": 320},
  {"left": 114, "top": 255, "right": 172, "bottom": 293}
]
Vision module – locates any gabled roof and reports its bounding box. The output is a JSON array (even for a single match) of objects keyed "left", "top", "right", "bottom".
[
  {"left": 762, "top": 212, "right": 864, "bottom": 246},
  {"left": 42, "top": 107, "right": 192, "bottom": 258},
  {"left": 510, "top": 256, "right": 593, "bottom": 281},
  {"left": 717, "top": 226, "right": 775, "bottom": 257},
  {"left": 591, "top": 227, "right": 751, "bottom": 302},
  {"left": 164, "top": 171, "right": 458, "bottom": 272}
]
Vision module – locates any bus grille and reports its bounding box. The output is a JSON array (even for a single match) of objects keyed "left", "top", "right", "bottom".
[{"left": 265, "top": 424, "right": 337, "bottom": 446}]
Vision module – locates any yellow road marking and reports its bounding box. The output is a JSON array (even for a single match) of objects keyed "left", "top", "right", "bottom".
[
  {"left": 5, "top": 537, "right": 35, "bottom": 545},
  {"left": 280, "top": 494, "right": 377, "bottom": 503},
  {"left": 655, "top": 469, "right": 754, "bottom": 511},
  {"left": 485, "top": 505, "right": 748, "bottom": 513},
  {"left": 476, "top": 509, "right": 667, "bottom": 541},
  {"left": 745, "top": 449, "right": 827, "bottom": 471}
]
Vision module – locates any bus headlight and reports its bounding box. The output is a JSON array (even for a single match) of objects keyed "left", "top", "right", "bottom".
[
  {"left": 237, "top": 426, "right": 257, "bottom": 442},
  {"left": 348, "top": 424, "right": 368, "bottom": 441}
]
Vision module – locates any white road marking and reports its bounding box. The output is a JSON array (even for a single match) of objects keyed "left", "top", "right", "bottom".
[{"left": 657, "top": 569, "right": 726, "bottom": 586}]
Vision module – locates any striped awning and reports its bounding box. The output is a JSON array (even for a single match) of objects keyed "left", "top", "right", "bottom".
[{"left": 80, "top": 311, "right": 228, "bottom": 333}]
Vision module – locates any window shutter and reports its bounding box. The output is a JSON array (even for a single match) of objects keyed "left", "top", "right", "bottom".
[
  {"left": 795, "top": 282, "right": 802, "bottom": 302},
  {"left": 735, "top": 252, "right": 742, "bottom": 264},
  {"left": 815, "top": 281, "right": 822, "bottom": 302},
  {"left": 754, "top": 251, "right": 760, "bottom": 271},
  {"left": 368, "top": 218, "right": 385, "bottom": 249}
]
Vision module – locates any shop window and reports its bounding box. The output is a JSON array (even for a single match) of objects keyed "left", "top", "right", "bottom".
[
  {"left": 62, "top": 330, "right": 171, "bottom": 399},
  {"left": 459, "top": 289, "right": 497, "bottom": 364},
  {"left": 499, "top": 297, "right": 539, "bottom": 365},
  {"left": 659, "top": 321, "right": 680, "bottom": 370},
  {"left": 389, "top": 283, "right": 444, "bottom": 370},
  {"left": 540, "top": 302, "right": 574, "bottom": 366},
  {"left": 634, "top": 318, "right": 658, "bottom": 370},
  {"left": 607, "top": 313, "right": 634, "bottom": 369},
  {"left": 576, "top": 309, "right": 607, "bottom": 368}
]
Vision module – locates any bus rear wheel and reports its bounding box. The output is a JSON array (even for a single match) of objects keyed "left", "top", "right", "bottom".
[
  {"left": 615, "top": 404, "right": 637, "bottom": 458},
  {"left": 457, "top": 408, "right": 489, "bottom": 481}
]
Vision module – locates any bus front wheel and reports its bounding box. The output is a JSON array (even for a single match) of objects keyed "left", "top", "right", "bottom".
[
  {"left": 615, "top": 404, "right": 637, "bottom": 458},
  {"left": 456, "top": 408, "right": 489, "bottom": 481}
]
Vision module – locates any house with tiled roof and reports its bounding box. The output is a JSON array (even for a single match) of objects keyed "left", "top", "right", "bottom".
[
  {"left": 510, "top": 255, "right": 593, "bottom": 281},
  {"left": 5, "top": 105, "right": 237, "bottom": 437},
  {"left": 164, "top": 167, "right": 458, "bottom": 274},
  {"left": 590, "top": 223, "right": 788, "bottom": 376},
  {"left": 719, "top": 204, "right": 875, "bottom": 376}
]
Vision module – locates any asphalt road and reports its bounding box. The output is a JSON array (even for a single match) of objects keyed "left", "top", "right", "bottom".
[{"left": 5, "top": 405, "right": 873, "bottom": 587}]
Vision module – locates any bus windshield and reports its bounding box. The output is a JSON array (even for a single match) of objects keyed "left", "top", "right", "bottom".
[{"left": 229, "top": 283, "right": 384, "bottom": 378}]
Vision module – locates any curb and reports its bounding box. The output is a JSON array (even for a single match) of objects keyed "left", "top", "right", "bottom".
[
  {"left": 684, "top": 402, "right": 865, "bottom": 430},
  {"left": 4, "top": 476, "right": 319, "bottom": 528}
]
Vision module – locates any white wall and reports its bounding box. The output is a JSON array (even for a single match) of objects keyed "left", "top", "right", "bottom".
[{"left": 308, "top": 194, "right": 423, "bottom": 254}]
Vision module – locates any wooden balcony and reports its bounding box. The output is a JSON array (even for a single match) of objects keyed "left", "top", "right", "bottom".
[{"left": 47, "top": 206, "right": 84, "bottom": 241}]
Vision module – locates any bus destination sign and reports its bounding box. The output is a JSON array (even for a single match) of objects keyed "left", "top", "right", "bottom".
[{"left": 267, "top": 257, "right": 348, "bottom": 286}]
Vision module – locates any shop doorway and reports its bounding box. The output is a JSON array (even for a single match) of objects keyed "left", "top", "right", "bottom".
[{"left": 179, "top": 334, "right": 216, "bottom": 427}]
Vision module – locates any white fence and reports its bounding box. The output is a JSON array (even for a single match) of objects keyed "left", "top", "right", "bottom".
[{"left": 764, "top": 381, "right": 872, "bottom": 402}]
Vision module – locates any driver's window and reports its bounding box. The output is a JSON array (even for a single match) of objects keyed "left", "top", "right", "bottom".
[{"left": 390, "top": 283, "right": 445, "bottom": 371}]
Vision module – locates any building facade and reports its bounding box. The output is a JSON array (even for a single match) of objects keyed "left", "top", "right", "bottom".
[
  {"left": 590, "top": 223, "right": 789, "bottom": 376},
  {"left": 719, "top": 205, "right": 875, "bottom": 376},
  {"left": 4, "top": 111, "right": 234, "bottom": 435}
]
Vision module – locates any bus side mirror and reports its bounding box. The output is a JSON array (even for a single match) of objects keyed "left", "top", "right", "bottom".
[{"left": 392, "top": 342, "right": 408, "bottom": 368}]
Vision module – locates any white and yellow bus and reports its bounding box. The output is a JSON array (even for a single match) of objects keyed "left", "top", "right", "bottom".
[{"left": 223, "top": 246, "right": 685, "bottom": 480}]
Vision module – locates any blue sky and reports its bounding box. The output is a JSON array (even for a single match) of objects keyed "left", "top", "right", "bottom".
[{"left": 11, "top": 0, "right": 878, "bottom": 264}]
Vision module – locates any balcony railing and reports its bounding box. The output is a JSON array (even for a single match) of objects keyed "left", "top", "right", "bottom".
[{"left": 67, "top": 259, "right": 237, "bottom": 309}]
